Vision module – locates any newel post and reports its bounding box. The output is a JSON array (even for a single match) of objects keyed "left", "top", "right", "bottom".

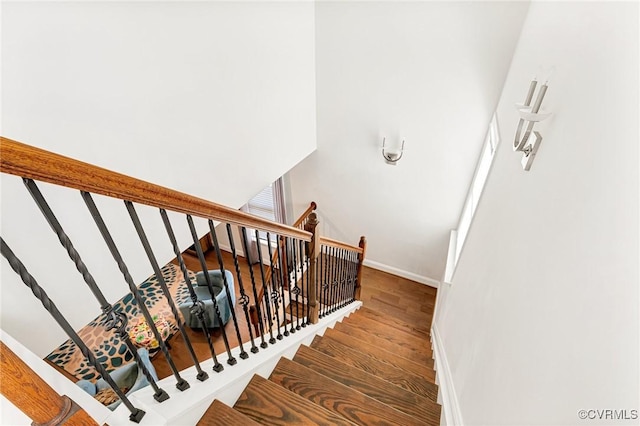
[
  {"left": 304, "top": 212, "right": 320, "bottom": 324},
  {"left": 355, "top": 236, "right": 367, "bottom": 300}
]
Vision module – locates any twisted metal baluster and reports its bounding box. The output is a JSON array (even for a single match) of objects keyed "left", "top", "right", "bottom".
[
  {"left": 76, "top": 192, "right": 172, "bottom": 398},
  {"left": 277, "top": 237, "right": 290, "bottom": 337},
  {"left": 291, "top": 238, "right": 301, "bottom": 331},
  {"left": 256, "top": 231, "right": 276, "bottom": 344},
  {"left": 23, "top": 180, "right": 168, "bottom": 404},
  {"left": 160, "top": 209, "right": 216, "bottom": 377},
  {"left": 207, "top": 220, "right": 247, "bottom": 360},
  {"left": 226, "top": 224, "right": 258, "bottom": 354},
  {"left": 125, "top": 201, "right": 197, "bottom": 390},
  {"left": 0, "top": 238, "right": 146, "bottom": 423},
  {"left": 186, "top": 215, "right": 236, "bottom": 366},
  {"left": 239, "top": 227, "right": 267, "bottom": 349},
  {"left": 266, "top": 233, "right": 283, "bottom": 341}
]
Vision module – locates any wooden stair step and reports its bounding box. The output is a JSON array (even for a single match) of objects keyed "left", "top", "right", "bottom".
[
  {"left": 197, "top": 399, "right": 260, "bottom": 426},
  {"left": 333, "top": 321, "right": 433, "bottom": 366},
  {"left": 270, "top": 357, "right": 424, "bottom": 426},
  {"left": 345, "top": 312, "right": 432, "bottom": 356},
  {"left": 359, "top": 301, "right": 433, "bottom": 332},
  {"left": 323, "top": 328, "right": 435, "bottom": 381},
  {"left": 310, "top": 335, "right": 436, "bottom": 399},
  {"left": 352, "top": 307, "right": 431, "bottom": 340},
  {"left": 234, "top": 374, "right": 356, "bottom": 425},
  {"left": 294, "top": 345, "right": 440, "bottom": 423}
]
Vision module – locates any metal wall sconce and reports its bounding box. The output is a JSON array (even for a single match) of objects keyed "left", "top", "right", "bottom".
[
  {"left": 382, "top": 138, "right": 405, "bottom": 166},
  {"left": 513, "top": 79, "right": 552, "bottom": 171}
]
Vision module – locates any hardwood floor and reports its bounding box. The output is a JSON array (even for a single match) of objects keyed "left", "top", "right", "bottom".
[{"left": 152, "top": 250, "right": 437, "bottom": 382}]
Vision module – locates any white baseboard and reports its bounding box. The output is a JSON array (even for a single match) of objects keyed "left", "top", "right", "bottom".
[
  {"left": 363, "top": 259, "right": 440, "bottom": 288},
  {"left": 431, "top": 324, "right": 464, "bottom": 426}
]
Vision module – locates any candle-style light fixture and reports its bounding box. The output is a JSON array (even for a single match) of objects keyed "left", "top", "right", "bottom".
[
  {"left": 514, "top": 78, "right": 552, "bottom": 171},
  {"left": 382, "top": 138, "right": 405, "bottom": 165}
]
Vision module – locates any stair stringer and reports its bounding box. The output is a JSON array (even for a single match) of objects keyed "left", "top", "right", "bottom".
[{"left": 105, "top": 301, "right": 362, "bottom": 426}]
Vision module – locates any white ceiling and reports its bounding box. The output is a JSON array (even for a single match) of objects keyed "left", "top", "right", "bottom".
[{"left": 289, "top": 1, "right": 531, "bottom": 281}]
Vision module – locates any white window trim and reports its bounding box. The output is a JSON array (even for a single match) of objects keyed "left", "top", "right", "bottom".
[{"left": 446, "top": 114, "right": 500, "bottom": 283}]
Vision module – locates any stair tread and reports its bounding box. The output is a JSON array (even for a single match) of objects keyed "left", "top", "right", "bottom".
[
  {"left": 197, "top": 399, "right": 260, "bottom": 426},
  {"left": 270, "top": 357, "right": 424, "bottom": 426},
  {"left": 294, "top": 345, "right": 440, "bottom": 423},
  {"left": 341, "top": 314, "right": 433, "bottom": 357},
  {"left": 310, "top": 335, "right": 437, "bottom": 399},
  {"left": 234, "top": 374, "right": 356, "bottom": 425},
  {"left": 323, "top": 328, "right": 435, "bottom": 381},
  {"left": 334, "top": 321, "right": 432, "bottom": 365},
  {"left": 356, "top": 307, "right": 431, "bottom": 336}
]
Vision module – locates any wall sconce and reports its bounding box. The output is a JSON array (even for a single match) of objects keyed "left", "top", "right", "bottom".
[
  {"left": 382, "top": 138, "right": 405, "bottom": 166},
  {"left": 513, "top": 79, "right": 552, "bottom": 171}
]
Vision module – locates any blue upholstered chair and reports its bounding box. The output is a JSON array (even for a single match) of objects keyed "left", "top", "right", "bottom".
[
  {"left": 179, "top": 270, "right": 236, "bottom": 329},
  {"left": 76, "top": 348, "right": 157, "bottom": 411}
]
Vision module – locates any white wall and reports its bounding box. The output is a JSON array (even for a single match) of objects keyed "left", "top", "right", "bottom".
[
  {"left": 1, "top": 1, "right": 316, "bottom": 357},
  {"left": 434, "top": 2, "right": 639, "bottom": 424},
  {"left": 288, "top": 1, "right": 529, "bottom": 283}
]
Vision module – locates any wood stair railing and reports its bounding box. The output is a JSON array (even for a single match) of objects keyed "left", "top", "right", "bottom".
[
  {"left": 0, "top": 341, "right": 98, "bottom": 426},
  {"left": 197, "top": 305, "right": 441, "bottom": 425},
  {"left": 0, "top": 137, "right": 310, "bottom": 241}
]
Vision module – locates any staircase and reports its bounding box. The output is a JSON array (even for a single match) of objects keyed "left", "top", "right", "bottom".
[{"left": 197, "top": 306, "right": 440, "bottom": 425}]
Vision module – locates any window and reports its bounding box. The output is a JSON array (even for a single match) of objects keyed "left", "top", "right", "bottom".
[
  {"left": 246, "top": 183, "right": 277, "bottom": 222},
  {"left": 445, "top": 114, "right": 500, "bottom": 281},
  {"left": 243, "top": 177, "right": 286, "bottom": 242}
]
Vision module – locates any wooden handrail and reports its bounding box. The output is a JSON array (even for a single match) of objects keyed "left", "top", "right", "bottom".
[
  {"left": 0, "top": 137, "right": 311, "bottom": 241},
  {"left": 293, "top": 201, "right": 317, "bottom": 229},
  {"left": 0, "top": 341, "right": 98, "bottom": 426},
  {"left": 319, "top": 236, "right": 364, "bottom": 254}
]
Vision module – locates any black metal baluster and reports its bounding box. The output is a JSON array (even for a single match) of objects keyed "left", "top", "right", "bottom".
[
  {"left": 22, "top": 180, "right": 169, "bottom": 405},
  {"left": 266, "top": 234, "right": 284, "bottom": 340},
  {"left": 335, "top": 248, "right": 342, "bottom": 309},
  {"left": 340, "top": 249, "right": 348, "bottom": 308},
  {"left": 225, "top": 224, "right": 258, "bottom": 354},
  {"left": 284, "top": 238, "right": 296, "bottom": 334},
  {"left": 277, "top": 237, "right": 290, "bottom": 337},
  {"left": 256, "top": 230, "right": 276, "bottom": 344},
  {"left": 344, "top": 250, "right": 353, "bottom": 306},
  {"left": 82, "top": 194, "right": 181, "bottom": 391},
  {"left": 336, "top": 248, "right": 343, "bottom": 309},
  {"left": 327, "top": 247, "right": 334, "bottom": 313},
  {"left": 186, "top": 215, "right": 235, "bottom": 367},
  {"left": 350, "top": 250, "right": 358, "bottom": 303},
  {"left": 207, "top": 220, "right": 247, "bottom": 360},
  {"left": 300, "top": 240, "right": 308, "bottom": 327},
  {"left": 159, "top": 209, "right": 214, "bottom": 379},
  {"left": 0, "top": 238, "right": 146, "bottom": 423},
  {"left": 239, "top": 227, "right": 267, "bottom": 350},
  {"left": 125, "top": 201, "right": 195, "bottom": 390},
  {"left": 341, "top": 249, "right": 350, "bottom": 308},
  {"left": 331, "top": 247, "right": 339, "bottom": 313},
  {"left": 340, "top": 249, "right": 348, "bottom": 309},
  {"left": 320, "top": 246, "right": 327, "bottom": 318},
  {"left": 291, "top": 238, "right": 301, "bottom": 331}
]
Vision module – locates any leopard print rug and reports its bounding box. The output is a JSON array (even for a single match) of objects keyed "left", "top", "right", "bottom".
[{"left": 46, "top": 263, "right": 194, "bottom": 382}]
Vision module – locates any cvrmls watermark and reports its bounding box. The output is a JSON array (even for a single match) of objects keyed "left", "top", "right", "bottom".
[{"left": 578, "top": 409, "right": 638, "bottom": 421}]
